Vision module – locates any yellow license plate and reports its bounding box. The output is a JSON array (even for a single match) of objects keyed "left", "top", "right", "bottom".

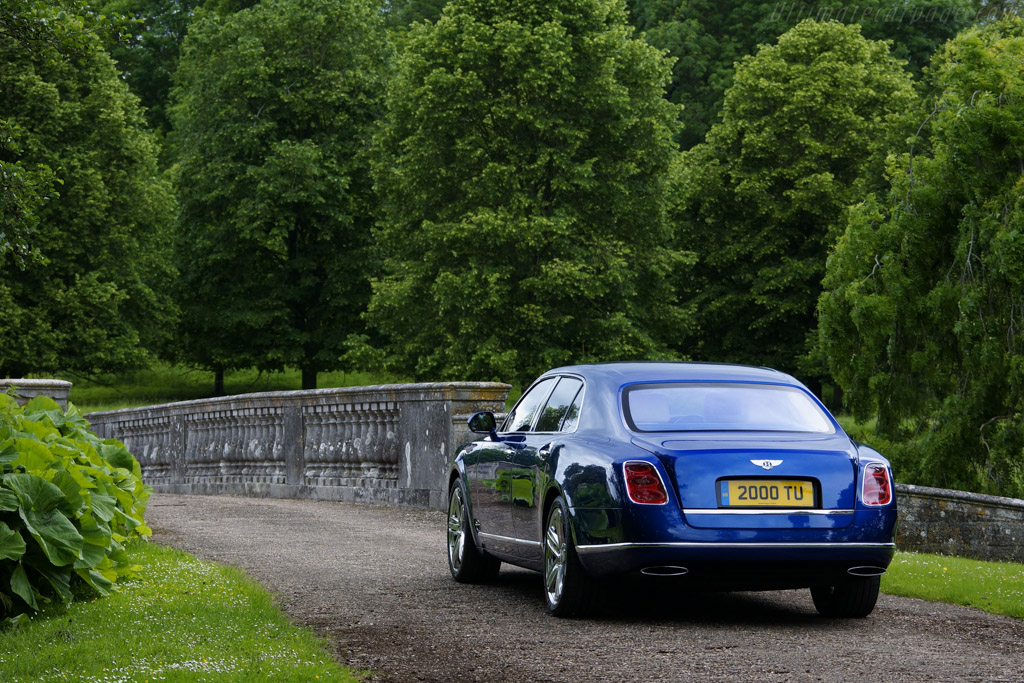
[{"left": 720, "top": 480, "right": 815, "bottom": 508}]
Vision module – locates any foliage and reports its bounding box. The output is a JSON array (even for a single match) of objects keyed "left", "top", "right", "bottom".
[
  {"left": 100, "top": 0, "right": 202, "bottom": 137},
  {"left": 819, "top": 17, "right": 1024, "bottom": 498},
  {"left": 675, "top": 19, "right": 917, "bottom": 381},
  {"left": 0, "top": 0, "right": 126, "bottom": 268},
  {"left": 371, "top": 0, "right": 691, "bottom": 387},
  {"left": 169, "top": 0, "right": 390, "bottom": 390},
  {"left": 0, "top": 23, "right": 177, "bottom": 378},
  {"left": 384, "top": 0, "right": 448, "bottom": 28},
  {"left": 0, "top": 541, "right": 358, "bottom": 679},
  {"left": 0, "top": 121, "right": 57, "bottom": 269},
  {"left": 0, "top": 394, "right": 151, "bottom": 624},
  {"left": 629, "top": 0, "right": 971, "bottom": 148}
]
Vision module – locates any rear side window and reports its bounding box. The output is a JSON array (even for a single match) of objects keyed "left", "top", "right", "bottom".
[
  {"left": 502, "top": 377, "right": 556, "bottom": 432},
  {"left": 623, "top": 382, "right": 834, "bottom": 434},
  {"left": 535, "top": 377, "right": 583, "bottom": 432}
]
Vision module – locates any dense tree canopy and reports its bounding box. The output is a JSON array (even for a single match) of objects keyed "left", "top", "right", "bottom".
[
  {"left": 170, "top": 0, "right": 389, "bottom": 389},
  {"left": 675, "top": 20, "right": 917, "bottom": 381},
  {"left": 100, "top": 0, "right": 201, "bottom": 136},
  {"left": 370, "top": 0, "right": 690, "bottom": 386},
  {"left": 1, "top": 0, "right": 115, "bottom": 268},
  {"left": 0, "top": 23, "right": 176, "bottom": 377},
  {"left": 819, "top": 17, "right": 1024, "bottom": 498},
  {"left": 629, "top": 0, "right": 971, "bottom": 148}
]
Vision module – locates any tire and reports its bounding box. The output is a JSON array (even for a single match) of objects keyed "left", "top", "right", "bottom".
[
  {"left": 447, "top": 479, "right": 500, "bottom": 583},
  {"left": 543, "top": 495, "right": 594, "bottom": 617},
  {"left": 811, "top": 576, "right": 881, "bottom": 618}
]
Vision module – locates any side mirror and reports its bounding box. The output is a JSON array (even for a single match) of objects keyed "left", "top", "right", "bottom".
[{"left": 467, "top": 411, "right": 498, "bottom": 438}]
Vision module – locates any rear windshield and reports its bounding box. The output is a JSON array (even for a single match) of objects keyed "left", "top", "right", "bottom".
[{"left": 623, "top": 382, "right": 835, "bottom": 434}]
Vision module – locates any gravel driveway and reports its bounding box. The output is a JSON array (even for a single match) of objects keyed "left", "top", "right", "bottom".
[{"left": 147, "top": 493, "right": 1024, "bottom": 682}]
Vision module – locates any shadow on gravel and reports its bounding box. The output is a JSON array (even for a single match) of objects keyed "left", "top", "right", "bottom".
[{"left": 480, "top": 569, "right": 827, "bottom": 626}]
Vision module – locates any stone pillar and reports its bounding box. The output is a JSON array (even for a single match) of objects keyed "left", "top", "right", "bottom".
[{"left": 0, "top": 379, "right": 73, "bottom": 409}]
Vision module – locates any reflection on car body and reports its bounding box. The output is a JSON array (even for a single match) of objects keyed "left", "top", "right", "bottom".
[{"left": 446, "top": 362, "right": 896, "bottom": 617}]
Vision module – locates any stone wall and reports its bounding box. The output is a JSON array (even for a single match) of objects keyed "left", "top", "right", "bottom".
[
  {"left": 1, "top": 378, "right": 72, "bottom": 409},
  {"left": 895, "top": 484, "right": 1024, "bottom": 564},
  {"left": 85, "top": 383, "right": 510, "bottom": 510}
]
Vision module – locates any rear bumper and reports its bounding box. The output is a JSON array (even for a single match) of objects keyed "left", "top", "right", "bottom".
[{"left": 575, "top": 539, "right": 896, "bottom": 587}]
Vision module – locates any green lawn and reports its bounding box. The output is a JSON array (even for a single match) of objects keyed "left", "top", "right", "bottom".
[
  {"left": 882, "top": 550, "right": 1024, "bottom": 620},
  {"left": 59, "top": 363, "right": 403, "bottom": 414},
  {"left": 0, "top": 542, "right": 359, "bottom": 682}
]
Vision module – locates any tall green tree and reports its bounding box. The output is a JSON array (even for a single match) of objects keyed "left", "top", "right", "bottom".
[
  {"left": 1, "top": 0, "right": 120, "bottom": 268},
  {"left": 170, "top": 0, "right": 389, "bottom": 390},
  {"left": 819, "top": 17, "right": 1024, "bottom": 498},
  {"left": 371, "top": 0, "right": 690, "bottom": 386},
  {"left": 675, "top": 20, "right": 917, "bottom": 381},
  {"left": 628, "top": 0, "right": 970, "bottom": 148},
  {"left": 0, "top": 15, "right": 176, "bottom": 377}
]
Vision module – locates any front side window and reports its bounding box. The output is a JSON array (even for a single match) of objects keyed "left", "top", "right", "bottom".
[
  {"left": 623, "top": 382, "right": 834, "bottom": 434},
  {"left": 502, "top": 377, "right": 556, "bottom": 432},
  {"left": 535, "top": 377, "right": 584, "bottom": 432}
]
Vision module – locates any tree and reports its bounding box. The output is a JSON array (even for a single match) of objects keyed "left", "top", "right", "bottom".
[
  {"left": 0, "top": 11, "right": 176, "bottom": 378},
  {"left": 1, "top": 0, "right": 121, "bottom": 268},
  {"left": 370, "top": 0, "right": 690, "bottom": 387},
  {"left": 674, "top": 20, "right": 917, "bottom": 382},
  {"left": 170, "top": 0, "right": 389, "bottom": 390},
  {"left": 819, "top": 18, "right": 1024, "bottom": 498},
  {"left": 99, "top": 0, "right": 202, "bottom": 137},
  {"left": 628, "top": 0, "right": 971, "bottom": 148}
]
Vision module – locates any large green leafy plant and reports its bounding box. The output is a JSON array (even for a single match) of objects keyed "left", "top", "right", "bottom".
[{"left": 0, "top": 394, "right": 151, "bottom": 624}]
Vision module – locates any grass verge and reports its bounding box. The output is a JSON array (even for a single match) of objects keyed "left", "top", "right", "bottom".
[
  {"left": 881, "top": 551, "right": 1024, "bottom": 619},
  {"left": 0, "top": 541, "right": 358, "bottom": 682}
]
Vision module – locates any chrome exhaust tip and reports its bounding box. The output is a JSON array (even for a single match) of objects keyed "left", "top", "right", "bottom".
[
  {"left": 847, "top": 566, "right": 887, "bottom": 577},
  {"left": 641, "top": 566, "right": 689, "bottom": 577}
]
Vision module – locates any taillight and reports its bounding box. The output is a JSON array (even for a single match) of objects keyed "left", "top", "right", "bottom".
[
  {"left": 623, "top": 461, "right": 669, "bottom": 505},
  {"left": 862, "top": 463, "right": 892, "bottom": 506}
]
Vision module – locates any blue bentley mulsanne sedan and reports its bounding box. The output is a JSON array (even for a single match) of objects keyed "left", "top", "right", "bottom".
[{"left": 445, "top": 362, "right": 896, "bottom": 617}]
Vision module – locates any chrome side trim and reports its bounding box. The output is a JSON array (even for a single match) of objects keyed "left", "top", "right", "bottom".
[
  {"left": 575, "top": 541, "right": 896, "bottom": 555},
  {"left": 683, "top": 509, "right": 855, "bottom": 516},
  {"left": 478, "top": 532, "right": 542, "bottom": 548}
]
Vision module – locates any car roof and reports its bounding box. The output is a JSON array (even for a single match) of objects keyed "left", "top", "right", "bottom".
[
  {"left": 540, "top": 361, "right": 798, "bottom": 388},
  {"left": 530, "top": 362, "right": 816, "bottom": 436}
]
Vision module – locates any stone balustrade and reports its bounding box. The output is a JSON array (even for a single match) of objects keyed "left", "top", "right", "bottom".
[{"left": 85, "top": 383, "right": 510, "bottom": 509}]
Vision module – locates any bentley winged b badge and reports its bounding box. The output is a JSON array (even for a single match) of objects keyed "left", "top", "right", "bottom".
[{"left": 751, "top": 459, "right": 783, "bottom": 471}]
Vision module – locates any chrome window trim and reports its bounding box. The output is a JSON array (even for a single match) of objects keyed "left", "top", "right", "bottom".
[
  {"left": 478, "top": 532, "right": 542, "bottom": 548},
  {"left": 576, "top": 541, "right": 896, "bottom": 555},
  {"left": 528, "top": 374, "right": 586, "bottom": 435},
  {"left": 683, "top": 509, "right": 855, "bottom": 516}
]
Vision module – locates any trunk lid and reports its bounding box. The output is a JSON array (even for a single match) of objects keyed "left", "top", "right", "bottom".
[{"left": 633, "top": 432, "right": 858, "bottom": 530}]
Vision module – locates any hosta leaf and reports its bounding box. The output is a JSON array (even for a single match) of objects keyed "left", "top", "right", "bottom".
[
  {"left": 0, "top": 521, "right": 26, "bottom": 561},
  {"left": 11, "top": 438, "right": 55, "bottom": 471},
  {"left": 78, "top": 513, "right": 112, "bottom": 546},
  {"left": 9, "top": 563, "right": 38, "bottom": 611},
  {"left": 87, "top": 490, "right": 117, "bottom": 523},
  {"left": 0, "top": 486, "right": 19, "bottom": 511},
  {"left": 74, "top": 568, "right": 112, "bottom": 596},
  {"left": 4, "top": 473, "right": 66, "bottom": 513},
  {"left": 75, "top": 542, "right": 106, "bottom": 569},
  {"left": 20, "top": 508, "right": 83, "bottom": 567},
  {"left": 50, "top": 469, "right": 84, "bottom": 516},
  {"left": 26, "top": 558, "right": 73, "bottom": 605}
]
